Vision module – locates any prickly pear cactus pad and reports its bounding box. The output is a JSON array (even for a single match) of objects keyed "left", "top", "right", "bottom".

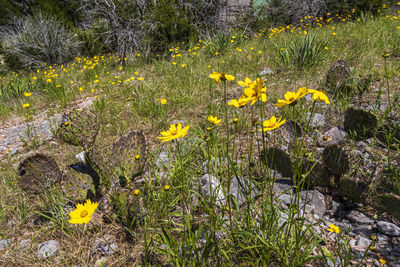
[
  {"left": 326, "top": 59, "right": 350, "bottom": 95},
  {"left": 261, "top": 147, "right": 293, "bottom": 178},
  {"left": 18, "top": 154, "right": 62, "bottom": 194},
  {"left": 110, "top": 131, "right": 146, "bottom": 185},
  {"left": 322, "top": 144, "right": 350, "bottom": 177},
  {"left": 61, "top": 167, "right": 96, "bottom": 202},
  {"left": 344, "top": 107, "right": 377, "bottom": 141},
  {"left": 57, "top": 110, "right": 99, "bottom": 148}
]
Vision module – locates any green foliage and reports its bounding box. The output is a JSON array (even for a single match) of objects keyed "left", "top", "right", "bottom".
[
  {"left": 77, "top": 29, "right": 109, "bottom": 57},
  {"left": 325, "top": 0, "right": 385, "bottom": 15},
  {"left": 277, "top": 33, "right": 328, "bottom": 71},
  {"left": 0, "top": 0, "right": 22, "bottom": 26},
  {"left": 144, "top": 0, "right": 197, "bottom": 53}
]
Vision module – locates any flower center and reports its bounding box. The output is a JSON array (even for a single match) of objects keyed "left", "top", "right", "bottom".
[
  {"left": 170, "top": 129, "right": 178, "bottom": 135},
  {"left": 80, "top": 210, "right": 88, "bottom": 218}
]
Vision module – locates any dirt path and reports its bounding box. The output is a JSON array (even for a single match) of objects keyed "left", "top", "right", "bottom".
[{"left": 0, "top": 97, "right": 94, "bottom": 162}]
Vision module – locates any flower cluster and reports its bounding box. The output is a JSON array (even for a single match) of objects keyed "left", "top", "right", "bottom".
[{"left": 228, "top": 78, "right": 267, "bottom": 107}]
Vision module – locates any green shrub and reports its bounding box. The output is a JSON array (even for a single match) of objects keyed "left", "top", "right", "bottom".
[
  {"left": 144, "top": 0, "right": 197, "bottom": 53},
  {"left": 77, "top": 29, "right": 109, "bottom": 57},
  {"left": 325, "top": 0, "right": 385, "bottom": 15}
]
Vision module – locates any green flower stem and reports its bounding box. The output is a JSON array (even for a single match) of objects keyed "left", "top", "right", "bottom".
[{"left": 384, "top": 57, "right": 391, "bottom": 118}]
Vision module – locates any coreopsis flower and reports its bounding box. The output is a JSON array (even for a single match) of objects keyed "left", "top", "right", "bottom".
[
  {"left": 274, "top": 87, "right": 309, "bottom": 108},
  {"left": 158, "top": 98, "right": 167, "bottom": 104},
  {"left": 259, "top": 116, "right": 286, "bottom": 132},
  {"left": 23, "top": 92, "right": 32, "bottom": 97},
  {"left": 327, "top": 223, "right": 340, "bottom": 233},
  {"left": 208, "top": 115, "right": 222, "bottom": 125},
  {"left": 237, "top": 77, "right": 255, "bottom": 87},
  {"left": 22, "top": 103, "right": 30, "bottom": 108},
  {"left": 209, "top": 72, "right": 235, "bottom": 83},
  {"left": 242, "top": 78, "right": 267, "bottom": 106},
  {"left": 228, "top": 95, "right": 249, "bottom": 107},
  {"left": 68, "top": 199, "right": 98, "bottom": 224},
  {"left": 158, "top": 123, "right": 190, "bottom": 142},
  {"left": 307, "top": 89, "right": 330, "bottom": 104}
]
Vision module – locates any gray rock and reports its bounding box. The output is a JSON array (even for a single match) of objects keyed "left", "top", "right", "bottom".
[
  {"left": 351, "top": 225, "right": 372, "bottom": 237},
  {"left": 272, "top": 178, "right": 292, "bottom": 195},
  {"left": 347, "top": 210, "right": 374, "bottom": 224},
  {"left": 201, "top": 158, "right": 227, "bottom": 174},
  {"left": 37, "top": 240, "right": 60, "bottom": 259},
  {"left": 260, "top": 68, "right": 274, "bottom": 76},
  {"left": 275, "top": 193, "right": 292, "bottom": 209},
  {"left": 350, "top": 236, "right": 371, "bottom": 251},
  {"left": 307, "top": 112, "right": 325, "bottom": 128},
  {"left": 9, "top": 146, "right": 19, "bottom": 156},
  {"left": 94, "top": 257, "right": 108, "bottom": 267},
  {"left": 300, "top": 190, "right": 326, "bottom": 217},
  {"left": 156, "top": 152, "right": 171, "bottom": 169},
  {"left": 0, "top": 239, "right": 11, "bottom": 251},
  {"left": 93, "top": 235, "right": 118, "bottom": 255},
  {"left": 19, "top": 239, "right": 31, "bottom": 251},
  {"left": 75, "top": 152, "right": 86, "bottom": 163},
  {"left": 324, "top": 256, "right": 344, "bottom": 267},
  {"left": 318, "top": 126, "right": 347, "bottom": 147},
  {"left": 198, "top": 174, "right": 225, "bottom": 206},
  {"left": 6, "top": 219, "right": 16, "bottom": 228},
  {"left": 49, "top": 141, "right": 57, "bottom": 147},
  {"left": 377, "top": 221, "right": 400, "bottom": 237},
  {"left": 228, "top": 176, "right": 258, "bottom": 207}
]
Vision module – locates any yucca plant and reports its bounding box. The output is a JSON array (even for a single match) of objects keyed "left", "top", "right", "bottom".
[
  {"left": 203, "top": 32, "right": 245, "bottom": 57},
  {"left": 277, "top": 33, "right": 328, "bottom": 72}
]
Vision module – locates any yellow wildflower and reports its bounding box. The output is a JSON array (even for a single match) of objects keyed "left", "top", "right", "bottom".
[
  {"left": 209, "top": 72, "right": 235, "bottom": 83},
  {"left": 327, "top": 223, "right": 340, "bottom": 233},
  {"left": 307, "top": 89, "right": 330, "bottom": 104},
  {"left": 274, "top": 87, "right": 309, "bottom": 108},
  {"left": 22, "top": 103, "right": 30, "bottom": 108},
  {"left": 208, "top": 115, "right": 222, "bottom": 125},
  {"left": 158, "top": 98, "right": 167, "bottom": 105},
  {"left": 242, "top": 78, "right": 267, "bottom": 106},
  {"left": 379, "top": 258, "right": 386, "bottom": 264},
  {"left": 260, "top": 116, "right": 286, "bottom": 132},
  {"left": 228, "top": 95, "right": 249, "bottom": 108},
  {"left": 158, "top": 123, "right": 190, "bottom": 142},
  {"left": 68, "top": 199, "right": 98, "bottom": 224},
  {"left": 23, "top": 92, "right": 32, "bottom": 97}
]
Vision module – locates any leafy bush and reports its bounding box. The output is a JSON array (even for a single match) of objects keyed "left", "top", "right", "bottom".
[
  {"left": 325, "top": 0, "right": 385, "bottom": 15},
  {"left": 277, "top": 33, "right": 327, "bottom": 71},
  {"left": 1, "top": 13, "right": 81, "bottom": 69},
  {"left": 144, "top": 0, "right": 197, "bottom": 53},
  {"left": 252, "top": 0, "right": 327, "bottom": 27}
]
